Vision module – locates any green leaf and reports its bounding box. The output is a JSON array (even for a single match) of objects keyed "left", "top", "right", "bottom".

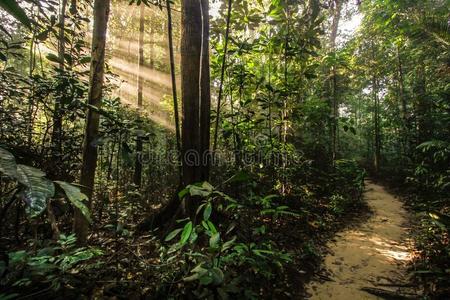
[
  {"left": 54, "top": 181, "right": 91, "bottom": 224},
  {"left": 46, "top": 53, "right": 63, "bottom": 64},
  {"left": 0, "top": 0, "right": 31, "bottom": 29},
  {"left": 227, "top": 170, "right": 252, "bottom": 184},
  {"left": 211, "top": 267, "right": 224, "bottom": 285},
  {"left": 209, "top": 232, "right": 220, "bottom": 248},
  {"left": 203, "top": 203, "right": 212, "bottom": 221},
  {"left": 188, "top": 185, "right": 211, "bottom": 197},
  {"left": 221, "top": 236, "right": 236, "bottom": 252},
  {"left": 207, "top": 221, "right": 218, "bottom": 234},
  {"left": 183, "top": 273, "right": 200, "bottom": 282},
  {"left": 199, "top": 273, "right": 214, "bottom": 285},
  {"left": 201, "top": 181, "right": 214, "bottom": 192},
  {"left": 0, "top": 147, "right": 18, "bottom": 180},
  {"left": 180, "top": 221, "right": 193, "bottom": 245},
  {"left": 165, "top": 228, "right": 183, "bottom": 242},
  {"left": 79, "top": 56, "right": 91, "bottom": 64},
  {"left": 17, "top": 165, "right": 54, "bottom": 217},
  {"left": 178, "top": 187, "right": 189, "bottom": 199}
]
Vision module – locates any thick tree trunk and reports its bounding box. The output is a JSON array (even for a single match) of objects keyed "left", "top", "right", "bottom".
[
  {"left": 133, "top": 3, "right": 145, "bottom": 187},
  {"left": 181, "top": 0, "right": 210, "bottom": 217},
  {"left": 74, "top": 0, "right": 110, "bottom": 245}
]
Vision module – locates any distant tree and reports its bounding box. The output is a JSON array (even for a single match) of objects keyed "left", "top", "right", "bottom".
[{"left": 74, "top": 0, "right": 111, "bottom": 244}]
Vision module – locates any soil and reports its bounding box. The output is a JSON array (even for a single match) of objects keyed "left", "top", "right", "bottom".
[{"left": 306, "top": 180, "right": 418, "bottom": 299}]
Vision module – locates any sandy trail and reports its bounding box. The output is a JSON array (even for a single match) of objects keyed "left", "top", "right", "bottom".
[{"left": 307, "top": 181, "right": 416, "bottom": 299}]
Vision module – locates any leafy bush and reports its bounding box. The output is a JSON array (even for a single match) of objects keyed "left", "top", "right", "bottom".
[
  {"left": 158, "top": 182, "right": 292, "bottom": 299},
  {"left": 0, "top": 147, "right": 91, "bottom": 222},
  {"left": 0, "top": 234, "right": 103, "bottom": 294},
  {"left": 413, "top": 212, "right": 450, "bottom": 297}
]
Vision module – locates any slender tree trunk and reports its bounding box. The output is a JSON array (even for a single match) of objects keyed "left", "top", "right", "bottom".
[
  {"left": 167, "top": 0, "right": 182, "bottom": 183},
  {"left": 329, "top": 0, "right": 342, "bottom": 163},
  {"left": 51, "top": 0, "right": 68, "bottom": 164},
  {"left": 74, "top": 0, "right": 110, "bottom": 245},
  {"left": 133, "top": 3, "right": 145, "bottom": 187},
  {"left": 212, "top": 0, "right": 232, "bottom": 152},
  {"left": 149, "top": 24, "right": 155, "bottom": 69},
  {"left": 415, "top": 63, "right": 429, "bottom": 144},
  {"left": 396, "top": 45, "right": 409, "bottom": 156},
  {"left": 199, "top": 0, "right": 211, "bottom": 181},
  {"left": 373, "top": 75, "right": 381, "bottom": 174}
]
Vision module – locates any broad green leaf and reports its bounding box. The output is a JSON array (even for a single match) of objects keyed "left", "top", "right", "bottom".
[
  {"left": 209, "top": 232, "right": 220, "bottom": 248},
  {"left": 180, "top": 221, "right": 193, "bottom": 245},
  {"left": 199, "top": 273, "right": 213, "bottom": 286},
  {"left": 55, "top": 181, "right": 91, "bottom": 224},
  {"left": 211, "top": 267, "right": 224, "bottom": 285},
  {"left": 201, "top": 181, "right": 214, "bottom": 192},
  {"left": 0, "top": 147, "right": 18, "bottom": 180},
  {"left": 188, "top": 185, "right": 211, "bottom": 197},
  {"left": 17, "top": 165, "right": 54, "bottom": 217}
]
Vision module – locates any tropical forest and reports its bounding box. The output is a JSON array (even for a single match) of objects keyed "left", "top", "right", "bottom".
[{"left": 0, "top": 0, "right": 448, "bottom": 298}]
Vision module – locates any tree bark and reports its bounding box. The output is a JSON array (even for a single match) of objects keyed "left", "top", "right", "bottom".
[
  {"left": 74, "top": 0, "right": 110, "bottom": 245},
  {"left": 181, "top": 0, "right": 210, "bottom": 217},
  {"left": 373, "top": 75, "right": 381, "bottom": 174},
  {"left": 329, "top": 0, "right": 342, "bottom": 163},
  {"left": 199, "top": 0, "right": 211, "bottom": 182},
  {"left": 415, "top": 63, "right": 429, "bottom": 144},
  {"left": 167, "top": 0, "right": 182, "bottom": 184},
  {"left": 50, "top": 0, "right": 68, "bottom": 160},
  {"left": 212, "top": 0, "right": 232, "bottom": 152}
]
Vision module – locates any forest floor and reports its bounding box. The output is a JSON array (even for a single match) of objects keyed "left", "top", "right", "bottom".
[{"left": 306, "top": 180, "right": 419, "bottom": 299}]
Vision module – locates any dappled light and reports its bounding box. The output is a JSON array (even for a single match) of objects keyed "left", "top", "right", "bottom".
[{"left": 307, "top": 181, "right": 416, "bottom": 299}]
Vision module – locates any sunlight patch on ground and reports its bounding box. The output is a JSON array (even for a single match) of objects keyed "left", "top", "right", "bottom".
[{"left": 307, "top": 181, "right": 416, "bottom": 299}]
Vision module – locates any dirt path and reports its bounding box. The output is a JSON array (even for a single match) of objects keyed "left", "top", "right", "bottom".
[{"left": 307, "top": 181, "right": 417, "bottom": 299}]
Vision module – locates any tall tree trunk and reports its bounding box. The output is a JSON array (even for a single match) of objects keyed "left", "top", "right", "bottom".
[
  {"left": 415, "top": 63, "right": 429, "bottom": 144},
  {"left": 329, "top": 0, "right": 342, "bottom": 163},
  {"left": 199, "top": 0, "right": 211, "bottom": 182},
  {"left": 149, "top": 24, "right": 155, "bottom": 69},
  {"left": 396, "top": 45, "right": 409, "bottom": 156},
  {"left": 167, "top": 0, "right": 182, "bottom": 183},
  {"left": 180, "top": 0, "right": 210, "bottom": 217},
  {"left": 133, "top": 3, "right": 145, "bottom": 187},
  {"left": 51, "top": 0, "right": 68, "bottom": 166},
  {"left": 74, "top": 0, "right": 110, "bottom": 245},
  {"left": 212, "top": 0, "right": 232, "bottom": 152},
  {"left": 373, "top": 75, "right": 381, "bottom": 174}
]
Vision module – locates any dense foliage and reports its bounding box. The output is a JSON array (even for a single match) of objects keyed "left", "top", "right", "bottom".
[{"left": 0, "top": 0, "right": 448, "bottom": 298}]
